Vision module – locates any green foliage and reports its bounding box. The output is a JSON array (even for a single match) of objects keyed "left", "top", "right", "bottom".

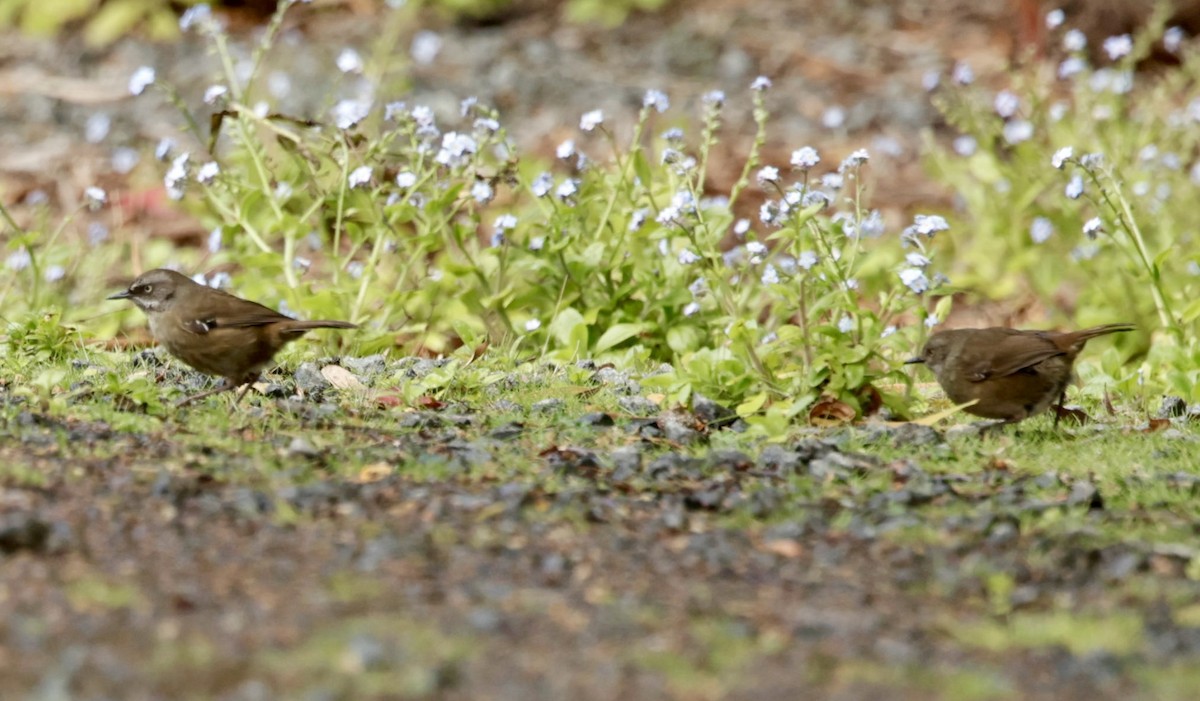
[
  {"left": 0, "top": 0, "right": 183, "bottom": 45},
  {"left": 5, "top": 0, "right": 942, "bottom": 430},
  {"left": 926, "top": 4, "right": 1199, "bottom": 398},
  {"left": 562, "top": 0, "right": 669, "bottom": 27}
]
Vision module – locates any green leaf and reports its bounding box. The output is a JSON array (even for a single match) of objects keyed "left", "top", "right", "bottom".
[
  {"left": 736, "top": 391, "right": 768, "bottom": 417},
  {"left": 594, "top": 322, "right": 649, "bottom": 353}
]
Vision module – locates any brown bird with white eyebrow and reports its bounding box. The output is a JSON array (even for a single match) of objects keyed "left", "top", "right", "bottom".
[{"left": 109, "top": 269, "right": 356, "bottom": 406}]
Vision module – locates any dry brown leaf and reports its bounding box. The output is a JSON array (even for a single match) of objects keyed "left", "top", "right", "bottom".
[
  {"left": 808, "top": 398, "right": 855, "bottom": 427},
  {"left": 354, "top": 462, "right": 392, "bottom": 483},
  {"left": 321, "top": 365, "right": 364, "bottom": 390},
  {"left": 1144, "top": 418, "right": 1171, "bottom": 433},
  {"left": 760, "top": 539, "right": 804, "bottom": 558}
]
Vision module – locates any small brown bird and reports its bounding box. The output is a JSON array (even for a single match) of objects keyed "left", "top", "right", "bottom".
[
  {"left": 109, "top": 269, "right": 356, "bottom": 406},
  {"left": 906, "top": 323, "right": 1135, "bottom": 426}
]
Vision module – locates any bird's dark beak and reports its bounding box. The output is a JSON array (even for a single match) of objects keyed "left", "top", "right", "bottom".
[
  {"left": 107, "top": 290, "right": 131, "bottom": 300},
  {"left": 904, "top": 356, "right": 924, "bottom": 365}
]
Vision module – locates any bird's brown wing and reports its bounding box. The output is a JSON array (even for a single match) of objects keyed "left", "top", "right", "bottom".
[
  {"left": 178, "top": 293, "right": 294, "bottom": 330},
  {"left": 964, "top": 332, "right": 1063, "bottom": 381}
]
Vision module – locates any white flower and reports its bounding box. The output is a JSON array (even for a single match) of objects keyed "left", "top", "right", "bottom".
[
  {"left": 922, "top": 70, "right": 940, "bottom": 91},
  {"left": 84, "top": 186, "right": 107, "bottom": 209},
  {"left": 1063, "top": 29, "right": 1087, "bottom": 51},
  {"left": 383, "top": 101, "right": 408, "bottom": 121},
  {"left": 1083, "top": 217, "right": 1104, "bottom": 238},
  {"left": 761, "top": 264, "right": 780, "bottom": 285},
  {"left": 643, "top": 89, "right": 669, "bottom": 113},
  {"left": 555, "top": 178, "right": 578, "bottom": 200},
  {"left": 474, "top": 117, "right": 500, "bottom": 134},
  {"left": 1030, "top": 217, "right": 1054, "bottom": 244},
  {"left": 154, "top": 138, "right": 174, "bottom": 161},
  {"left": 85, "top": 113, "right": 110, "bottom": 143},
  {"left": 924, "top": 315, "right": 939, "bottom": 329},
  {"left": 746, "top": 241, "right": 768, "bottom": 255},
  {"left": 822, "top": 106, "right": 845, "bottom": 129},
  {"left": 435, "top": 132, "right": 477, "bottom": 167},
  {"left": 197, "top": 162, "right": 220, "bottom": 184},
  {"left": 629, "top": 209, "right": 648, "bottom": 231},
  {"left": 411, "top": 104, "right": 435, "bottom": 127},
  {"left": 756, "top": 166, "right": 780, "bottom": 185},
  {"left": 494, "top": 214, "right": 517, "bottom": 231},
  {"left": 678, "top": 249, "right": 701, "bottom": 265},
  {"left": 905, "top": 252, "right": 931, "bottom": 268},
  {"left": 797, "top": 250, "right": 818, "bottom": 270},
  {"left": 1065, "top": 174, "right": 1084, "bottom": 199},
  {"left": 1164, "top": 26, "right": 1185, "bottom": 54},
  {"left": 907, "top": 214, "right": 949, "bottom": 237},
  {"left": 6, "top": 248, "right": 31, "bottom": 271},
  {"left": 953, "top": 135, "right": 977, "bottom": 156},
  {"left": 580, "top": 109, "right": 604, "bottom": 132},
  {"left": 471, "top": 180, "right": 494, "bottom": 204},
  {"left": 839, "top": 149, "right": 870, "bottom": 171},
  {"left": 531, "top": 172, "right": 553, "bottom": 198},
  {"left": 529, "top": 236, "right": 545, "bottom": 251},
  {"left": 336, "top": 48, "right": 363, "bottom": 73},
  {"left": 88, "top": 223, "right": 109, "bottom": 245},
  {"left": 203, "top": 84, "right": 228, "bottom": 104},
  {"left": 994, "top": 90, "right": 1020, "bottom": 118},
  {"left": 952, "top": 62, "right": 974, "bottom": 85},
  {"left": 332, "top": 99, "right": 370, "bottom": 130},
  {"left": 396, "top": 171, "right": 417, "bottom": 188},
  {"left": 759, "top": 201, "right": 779, "bottom": 225},
  {"left": 1002, "top": 119, "right": 1034, "bottom": 144},
  {"left": 750, "top": 75, "right": 772, "bottom": 91},
  {"left": 899, "top": 267, "right": 929, "bottom": 294},
  {"left": 556, "top": 139, "right": 576, "bottom": 160},
  {"left": 179, "top": 4, "right": 212, "bottom": 32},
  {"left": 837, "top": 316, "right": 855, "bottom": 333},
  {"left": 683, "top": 301, "right": 700, "bottom": 317},
  {"left": 348, "top": 166, "right": 373, "bottom": 188},
  {"left": 859, "top": 210, "right": 885, "bottom": 238},
  {"left": 791, "top": 146, "right": 820, "bottom": 169},
  {"left": 1051, "top": 146, "right": 1074, "bottom": 169},
  {"left": 1103, "top": 34, "right": 1133, "bottom": 61},
  {"left": 1058, "top": 57, "right": 1086, "bottom": 80},
  {"left": 1045, "top": 9, "right": 1065, "bottom": 28},
  {"left": 43, "top": 265, "right": 65, "bottom": 282},
  {"left": 524, "top": 319, "right": 541, "bottom": 332},
  {"left": 207, "top": 228, "right": 222, "bottom": 253},
  {"left": 702, "top": 90, "right": 725, "bottom": 106},
  {"left": 733, "top": 219, "right": 750, "bottom": 237},
  {"left": 128, "top": 66, "right": 155, "bottom": 96},
  {"left": 410, "top": 30, "right": 442, "bottom": 65}
]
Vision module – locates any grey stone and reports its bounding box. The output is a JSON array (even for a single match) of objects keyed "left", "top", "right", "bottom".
[
  {"left": 531, "top": 398, "right": 565, "bottom": 414},
  {"left": 618, "top": 396, "right": 659, "bottom": 415},
  {"left": 341, "top": 354, "right": 387, "bottom": 377},
  {"left": 293, "top": 362, "right": 329, "bottom": 393}
]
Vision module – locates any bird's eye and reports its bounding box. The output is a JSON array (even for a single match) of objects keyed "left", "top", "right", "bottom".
[{"left": 138, "top": 284, "right": 153, "bottom": 294}]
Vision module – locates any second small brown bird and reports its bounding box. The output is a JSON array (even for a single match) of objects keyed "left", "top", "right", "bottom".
[
  {"left": 906, "top": 323, "right": 1135, "bottom": 426},
  {"left": 109, "top": 268, "right": 356, "bottom": 406}
]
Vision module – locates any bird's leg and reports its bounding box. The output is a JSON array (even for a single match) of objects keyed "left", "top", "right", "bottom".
[
  {"left": 232, "top": 375, "right": 261, "bottom": 405},
  {"left": 1053, "top": 389, "right": 1067, "bottom": 429},
  {"left": 176, "top": 378, "right": 236, "bottom": 407}
]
